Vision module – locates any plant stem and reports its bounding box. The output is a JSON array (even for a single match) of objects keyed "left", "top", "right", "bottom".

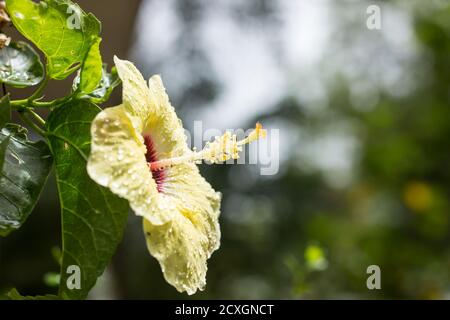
[
  {"left": 9, "top": 99, "right": 27, "bottom": 108},
  {"left": 17, "top": 111, "right": 46, "bottom": 137},
  {"left": 28, "top": 74, "right": 49, "bottom": 102},
  {"left": 10, "top": 95, "right": 71, "bottom": 109},
  {"left": 33, "top": 96, "right": 72, "bottom": 108},
  {"left": 27, "top": 109, "right": 46, "bottom": 127}
]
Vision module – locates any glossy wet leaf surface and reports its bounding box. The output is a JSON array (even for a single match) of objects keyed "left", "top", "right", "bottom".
[
  {"left": 0, "top": 94, "right": 10, "bottom": 129},
  {"left": 73, "top": 63, "right": 120, "bottom": 104},
  {"left": 6, "top": 0, "right": 101, "bottom": 80},
  {"left": 0, "top": 41, "right": 44, "bottom": 87},
  {"left": 46, "top": 100, "right": 129, "bottom": 299},
  {"left": 0, "top": 124, "right": 53, "bottom": 237},
  {"left": 76, "top": 37, "right": 103, "bottom": 96}
]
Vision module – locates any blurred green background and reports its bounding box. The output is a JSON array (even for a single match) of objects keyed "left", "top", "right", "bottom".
[{"left": 1, "top": 0, "right": 449, "bottom": 299}]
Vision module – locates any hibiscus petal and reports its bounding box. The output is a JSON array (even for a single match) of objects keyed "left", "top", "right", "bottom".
[
  {"left": 162, "top": 163, "right": 221, "bottom": 253},
  {"left": 87, "top": 105, "right": 173, "bottom": 225},
  {"left": 143, "top": 75, "right": 189, "bottom": 160},
  {"left": 113, "top": 56, "right": 151, "bottom": 130},
  {"left": 143, "top": 164, "right": 221, "bottom": 294},
  {"left": 142, "top": 75, "right": 222, "bottom": 293}
]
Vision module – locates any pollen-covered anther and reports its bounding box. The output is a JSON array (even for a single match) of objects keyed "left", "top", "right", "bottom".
[
  {"left": 200, "top": 131, "right": 241, "bottom": 164},
  {"left": 200, "top": 123, "right": 266, "bottom": 163}
]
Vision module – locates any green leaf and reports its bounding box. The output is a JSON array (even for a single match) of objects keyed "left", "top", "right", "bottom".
[
  {"left": 0, "top": 136, "right": 9, "bottom": 171},
  {"left": 6, "top": 0, "right": 101, "bottom": 80},
  {"left": 0, "top": 94, "right": 10, "bottom": 128},
  {"left": 0, "top": 41, "right": 44, "bottom": 87},
  {"left": 46, "top": 100, "right": 129, "bottom": 300},
  {"left": 73, "top": 64, "right": 120, "bottom": 104},
  {"left": 1, "top": 288, "right": 59, "bottom": 300},
  {"left": 77, "top": 37, "right": 103, "bottom": 95},
  {"left": 0, "top": 124, "right": 53, "bottom": 237}
]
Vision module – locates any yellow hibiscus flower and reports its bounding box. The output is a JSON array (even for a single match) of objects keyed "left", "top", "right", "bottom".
[{"left": 87, "top": 57, "right": 266, "bottom": 295}]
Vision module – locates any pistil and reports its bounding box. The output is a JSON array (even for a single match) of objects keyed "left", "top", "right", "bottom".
[{"left": 147, "top": 123, "right": 266, "bottom": 172}]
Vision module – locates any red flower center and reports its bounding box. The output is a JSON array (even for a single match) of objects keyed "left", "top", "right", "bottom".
[{"left": 143, "top": 134, "right": 165, "bottom": 193}]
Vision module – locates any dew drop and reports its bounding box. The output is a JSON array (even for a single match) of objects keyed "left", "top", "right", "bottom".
[{"left": 14, "top": 12, "right": 24, "bottom": 19}]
